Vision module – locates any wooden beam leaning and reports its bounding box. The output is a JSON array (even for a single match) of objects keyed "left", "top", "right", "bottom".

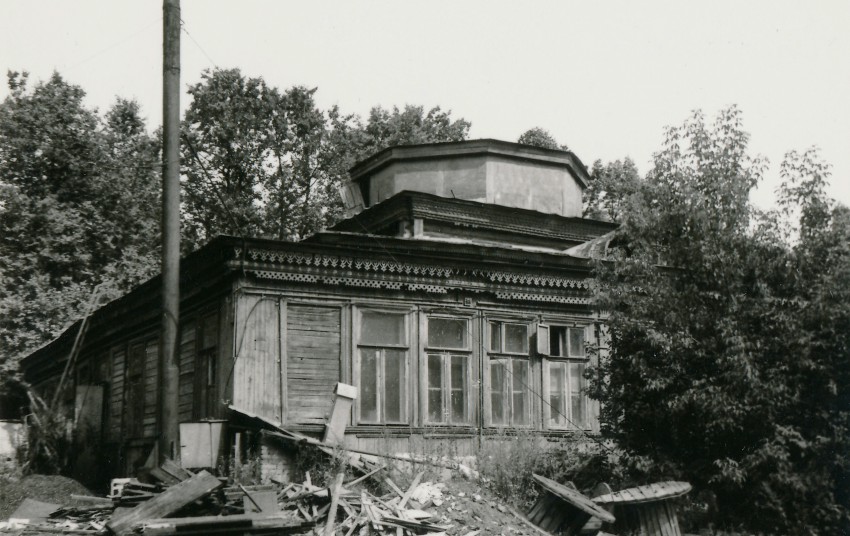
[{"left": 107, "top": 470, "right": 222, "bottom": 535}]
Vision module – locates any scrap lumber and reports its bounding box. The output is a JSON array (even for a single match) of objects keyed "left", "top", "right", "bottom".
[
  {"left": 398, "top": 471, "right": 424, "bottom": 509},
  {"left": 69, "top": 495, "right": 114, "bottom": 507},
  {"left": 160, "top": 457, "right": 194, "bottom": 481},
  {"left": 106, "top": 469, "right": 222, "bottom": 535},
  {"left": 527, "top": 473, "right": 615, "bottom": 534},
  {"left": 593, "top": 481, "right": 692, "bottom": 536},
  {"left": 324, "top": 473, "right": 346, "bottom": 536},
  {"left": 139, "top": 512, "right": 311, "bottom": 536}
]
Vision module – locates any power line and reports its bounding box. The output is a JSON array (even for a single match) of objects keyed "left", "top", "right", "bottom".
[{"left": 180, "top": 18, "right": 217, "bottom": 68}]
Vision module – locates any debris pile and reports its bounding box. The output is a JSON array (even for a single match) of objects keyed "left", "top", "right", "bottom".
[{"left": 0, "top": 460, "right": 540, "bottom": 535}]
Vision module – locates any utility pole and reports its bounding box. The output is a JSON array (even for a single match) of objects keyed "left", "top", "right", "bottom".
[{"left": 160, "top": 0, "right": 181, "bottom": 463}]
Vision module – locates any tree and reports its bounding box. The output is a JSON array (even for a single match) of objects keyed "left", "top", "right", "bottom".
[
  {"left": 589, "top": 106, "right": 849, "bottom": 533},
  {"left": 517, "top": 127, "right": 567, "bottom": 151},
  {"left": 0, "top": 72, "right": 160, "bottom": 385},
  {"left": 181, "top": 68, "right": 471, "bottom": 244},
  {"left": 583, "top": 158, "right": 641, "bottom": 222}
]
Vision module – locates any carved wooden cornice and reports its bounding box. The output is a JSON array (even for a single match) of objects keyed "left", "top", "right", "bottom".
[{"left": 237, "top": 247, "right": 592, "bottom": 305}]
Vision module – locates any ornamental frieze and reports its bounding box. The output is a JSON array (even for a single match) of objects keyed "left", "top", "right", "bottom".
[{"left": 237, "top": 247, "right": 588, "bottom": 291}]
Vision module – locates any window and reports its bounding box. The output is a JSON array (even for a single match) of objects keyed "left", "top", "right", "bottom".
[
  {"left": 487, "top": 321, "right": 530, "bottom": 426},
  {"left": 357, "top": 311, "right": 408, "bottom": 424},
  {"left": 426, "top": 317, "right": 472, "bottom": 424},
  {"left": 541, "top": 325, "right": 589, "bottom": 429}
]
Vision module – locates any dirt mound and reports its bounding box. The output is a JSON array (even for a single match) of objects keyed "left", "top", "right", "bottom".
[{"left": 0, "top": 474, "right": 93, "bottom": 519}]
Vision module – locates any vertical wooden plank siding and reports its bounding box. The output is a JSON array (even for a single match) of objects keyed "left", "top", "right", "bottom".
[
  {"left": 178, "top": 319, "right": 196, "bottom": 422},
  {"left": 233, "top": 295, "right": 281, "bottom": 423},
  {"left": 218, "top": 296, "right": 235, "bottom": 419},
  {"left": 286, "top": 304, "right": 341, "bottom": 425},
  {"left": 125, "top": 343, "right": 146, "bottom": 438},
  {"left": 143, "top": 339, "right": 159, "bottom": 438},
  {"left": 110, "top": 347, "right": 126, "bottom": 442}
]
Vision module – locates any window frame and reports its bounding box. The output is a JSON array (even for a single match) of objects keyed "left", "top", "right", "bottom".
[
  {"left": 485, "top": 319, "right": 532, "bottom": 427},
  {"left": 539, "top": 323, "right": 592, "bottom": 430},
  {"left": 354, "top": 307, "right": 412, "bottom": 425},
  {"left": 424, "top": 315, "right": 473, "bottom": 425}
]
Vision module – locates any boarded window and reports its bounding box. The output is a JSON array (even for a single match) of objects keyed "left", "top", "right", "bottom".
[
  {"left": 287, "top": 304, "right": 341, "bottom": 425},
  {"left": 357, "top": 311, "right": 407, "bottom": 424}
]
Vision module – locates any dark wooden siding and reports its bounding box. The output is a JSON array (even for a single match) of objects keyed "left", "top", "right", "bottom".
[
  {"left": 178, "top": 319, "right": 196, "bottom": 422},
  {"left": 109, "top": 347, "right": 125, "bottom": 442},
  {"left": 286, "top": 304, "right": 340, "bottom": 425},
  {"left": 143, "top": 339, "right": 158, "bottom": 438}
]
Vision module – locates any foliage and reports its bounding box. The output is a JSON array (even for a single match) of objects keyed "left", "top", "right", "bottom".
[
  {"left": 476, "top": 429, "right": 617, "bottom": 510},
  {"left": 182, "top": 68, "right": 470, "bottom": 245},
  {"left": 584, "top": 158, "right": 641, "bottom": 222},
  {"left": 0, "top": 72, "right": 161, "bottom": 389},
  {"left": 21, "top": 390, "right": 71, "bottom": 475},
  {"left": 589, "top": 106, "right": 850, "bottom": 534},
  {"left": 516, "top": 127, "right": 567, "bottom": 151}
]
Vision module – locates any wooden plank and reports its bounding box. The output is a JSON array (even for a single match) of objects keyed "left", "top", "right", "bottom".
[
  {"left": 324, "top": 473, "right": 345, "bottom": 536},
  {"left": 594, "top": 481, "right": 691, "bottom": 505},
  {"left": 398, "top": 471, "right": 423, "bottom": 509},
  {"left": 140, "top": 512, "right": 309, "bottom": 535},
  {"left": 533, "top": 474, "right": 615, "bottom": 523},
  {"left": 107, "top": 470, "right": 222, "bottom": 535},
  {"left": 160, "top": 458, "right": 193, "bottom": 481}
]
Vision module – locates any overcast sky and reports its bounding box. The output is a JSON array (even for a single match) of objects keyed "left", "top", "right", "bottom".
[{"left": 2, "top": 0, "right": 848, "bottom": 208}]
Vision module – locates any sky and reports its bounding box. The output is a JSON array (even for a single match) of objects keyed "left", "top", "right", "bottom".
[{"left": 1, "top": 0, "right": 848, "bottom": 209}]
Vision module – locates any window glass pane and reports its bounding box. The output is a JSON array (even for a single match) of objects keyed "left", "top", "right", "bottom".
[
  {"left": 489, "top": 322, "right": 501, "bottom": 352},
  {"left": 427, "top": 354, "right": 443, "bottom": 422},
  {"left": 549, "top": 362, "right": 567, "bottom": 426},
  {"left": 383, "top": 349, "right": 405, "bottom": 422},
  {"left": 360, "top": 312, "right": 405, "bottom": 345},
  {"left": 570, "top": 362, "right": 586, "bottom": 427},
  {"left": 512, "top": 359, "right": 528, "bottom": 425},
  {"left": 549, "top": 327, "right": 567, "bottom": 357},
  {"left": 569, "top": 328, "right": 585, "bottom": 357},
  {"left": 490, "top": 360, "right": 506, "bottom": 425},
  {"left": 429, "top": 318, "right": 467, "bottom": 349},
  {"left": 450, "top": 355, "right": 468, "bottom": 423},
  {"left": 359, "top": 349, "right": 379, "bottom": 423},
  {"left": 505, "top": 324, "right": 528, "bottom": 354}
]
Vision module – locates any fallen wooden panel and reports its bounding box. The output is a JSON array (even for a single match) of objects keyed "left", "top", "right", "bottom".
[
  {"left": 106, "top": 469, "right": 222, "bottom": 535},
  {"left": 140, "top": 512, "right": 311, "bottom": 536},
  {"left": 533, "top": 474, "right": 615, "bottom": 522}
]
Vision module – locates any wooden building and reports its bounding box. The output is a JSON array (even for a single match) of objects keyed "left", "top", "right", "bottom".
[{"left": 21, "top": 139, "right": 616, "bottom": 483}]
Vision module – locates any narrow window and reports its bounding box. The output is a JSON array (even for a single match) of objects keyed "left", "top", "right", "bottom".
[
  {"left": 546, "top": 326, "right": 589, "bottom": 429},
  {"left": 425, "top": 316, "right": 471, "bottom": 425},
  {"left": 487, "top": 321, "right": 530, "bottom": 426},
  {"left": 357, "top": 311, "right": 408, "bottom": 424}
]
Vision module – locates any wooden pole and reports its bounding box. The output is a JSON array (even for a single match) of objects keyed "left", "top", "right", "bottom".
[{"left": 160, "top": 0, "right": 181, "bottom": 463}]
